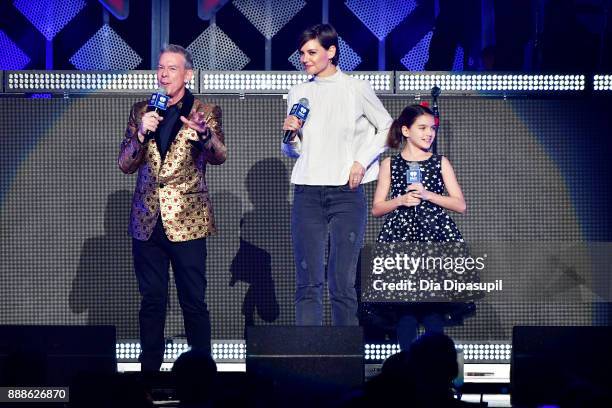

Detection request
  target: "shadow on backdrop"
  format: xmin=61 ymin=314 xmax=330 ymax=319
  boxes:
xmin=70 ymin=190 xmax=140 ymax=338
xmin=231 ymin=158 xmax=293 ymax=332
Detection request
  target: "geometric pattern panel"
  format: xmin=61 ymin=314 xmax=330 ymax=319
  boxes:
xmin=452 ymin=46 xmax=464 ymax=71
xmin=14 ymin=0 xmax=86 ymax=41
xmin=0 ymin=30 xmax=30 ymax=69
xmin=337 ymin=36 xmax=363 ymax=71
xmin=187 ymin=25 xmax=250 ymax=70
xmin=233 ymin=0 xmax=306 ymax=39
xmin=197 ymin=0 xmax=231 ymax=20
xmin=288 ymin=36 xmax=362 ymax=71
xmin=400 ymin=30 xmax=433 ymax=71
xmin=346 ymin=0 xmax=417 ymax=40
xmin=69 ymin=24 xmax=142 ymax=70
xmin=286 ymin=48 xmax=301 ymax=71
xmin=98 ymin=0 xmax=130 ymax=20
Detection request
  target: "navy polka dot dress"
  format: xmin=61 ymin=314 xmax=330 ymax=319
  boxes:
xmin=378 ymin=153 xmax=463 ymax=244
xmin=363 ymin=153 xmax=475 ymax=331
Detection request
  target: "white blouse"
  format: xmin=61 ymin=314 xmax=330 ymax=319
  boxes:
xmin=282 ymin=69 xmax=392 ymax=186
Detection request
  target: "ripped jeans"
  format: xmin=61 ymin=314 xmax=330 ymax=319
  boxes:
xmin=291 ymin=184 xmax=367 ymax=326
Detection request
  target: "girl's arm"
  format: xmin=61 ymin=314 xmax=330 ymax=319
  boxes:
xmin=412 ymin=156 xmax=466 ymax=214
xmin=372 ymin=158 xmax=421 ymax=217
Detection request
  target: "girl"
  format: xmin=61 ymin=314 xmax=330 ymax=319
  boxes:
xmin=370 ymin=104 xmax=467 ymax=351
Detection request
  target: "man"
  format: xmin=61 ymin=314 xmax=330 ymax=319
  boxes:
xmin=118 ymin=44 xmax=226 ymax=371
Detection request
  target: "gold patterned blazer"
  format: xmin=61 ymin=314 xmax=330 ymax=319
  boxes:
xmin=118 ymin=89 xmax=226 ymax=242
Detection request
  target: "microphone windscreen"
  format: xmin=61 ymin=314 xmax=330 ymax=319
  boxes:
xmin=298 ymin=97 xmax=309 ymax=108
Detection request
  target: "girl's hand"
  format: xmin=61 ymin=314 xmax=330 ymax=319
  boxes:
xmin=396 ymin=193 xmax=421 ymax=207
xmin=407 ymin=183 xmax=430 ymax=201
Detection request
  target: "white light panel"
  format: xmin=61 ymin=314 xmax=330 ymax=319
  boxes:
xmin=363 ymin=341 xmax=512 ymax=363
xmin=593 ymin=74 xmax=612 ymax=91
xmin=5 ymin=71 xmax=196 ymax=93
xmin=199 ymin=71 xmax=393 ymax=94
xmin=397 ymin=73 xmax=585 ymax=93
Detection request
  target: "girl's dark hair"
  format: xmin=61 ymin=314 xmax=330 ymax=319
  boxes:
xmin=298 ymin=24 xmax=340 ymax=66
xmin=386 ymin=104 xmax=434 ymax=148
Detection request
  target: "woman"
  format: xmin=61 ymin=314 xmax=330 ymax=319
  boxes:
xmin=282 ymin=24 xmax=392 ymax=325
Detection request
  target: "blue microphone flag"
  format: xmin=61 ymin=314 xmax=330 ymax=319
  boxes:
xmin=407 ymin=163 xmax=422 ymax=184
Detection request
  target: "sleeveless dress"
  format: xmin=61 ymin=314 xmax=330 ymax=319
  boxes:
xmin=363 ymin=153 xmax=477 ymax=329
xmin=378 ymin=153 xmax=463 ymax=243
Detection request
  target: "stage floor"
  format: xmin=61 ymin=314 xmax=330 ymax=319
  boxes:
xmin=118 ymin=362 xmax=512 ymax=407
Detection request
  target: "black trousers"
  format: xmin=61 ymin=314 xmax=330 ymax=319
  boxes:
xmin=132 ymin=218 xmax=210 ymax=371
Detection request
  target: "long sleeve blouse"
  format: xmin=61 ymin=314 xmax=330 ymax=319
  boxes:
xmin=282 ymin=69 xmax=392 ymax=186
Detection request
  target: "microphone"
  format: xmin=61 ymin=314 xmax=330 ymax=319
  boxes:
xmin=431 ymin=85 xmax=441 ymax=127
xmin=144 ymin=88 xmax=169 ymax=137
xmin=431 ymin=86 xmax=440 ymax=153
xmin=407 ymin=162 xmax=422 ymax=214
xmin=283 ymin=98 xmax=310 ymax=144
xmin=406 ymin=162 xmax=422 ymax=184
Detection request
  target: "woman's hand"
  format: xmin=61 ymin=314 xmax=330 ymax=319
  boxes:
xmin=348 ymin=161 xmax=365 ymax=189
xmin=282 ymin=115 xmax=303 ymax=141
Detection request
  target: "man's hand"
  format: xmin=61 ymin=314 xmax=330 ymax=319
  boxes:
xmin=181 ymin=112 xmax=211 ymax=141
xmin=348 ymin=161 xmax=366 ymax=189
xmin=138 ymin=111 xmax=163 ymax=142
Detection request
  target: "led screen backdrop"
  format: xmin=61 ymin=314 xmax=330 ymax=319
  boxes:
xmin=0 ymin=94 xmax=610 ymax=341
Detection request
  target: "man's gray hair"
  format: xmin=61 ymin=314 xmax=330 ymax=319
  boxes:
xmin=160 ymin=44 xmax=194 ymax=70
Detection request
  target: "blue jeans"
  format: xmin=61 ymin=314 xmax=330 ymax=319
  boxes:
xmin=291 ymin=184 xmax=367 ymax=326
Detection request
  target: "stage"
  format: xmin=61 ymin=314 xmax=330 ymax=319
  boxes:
xmin=2 ymin=1 xmax=612 ymax=406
